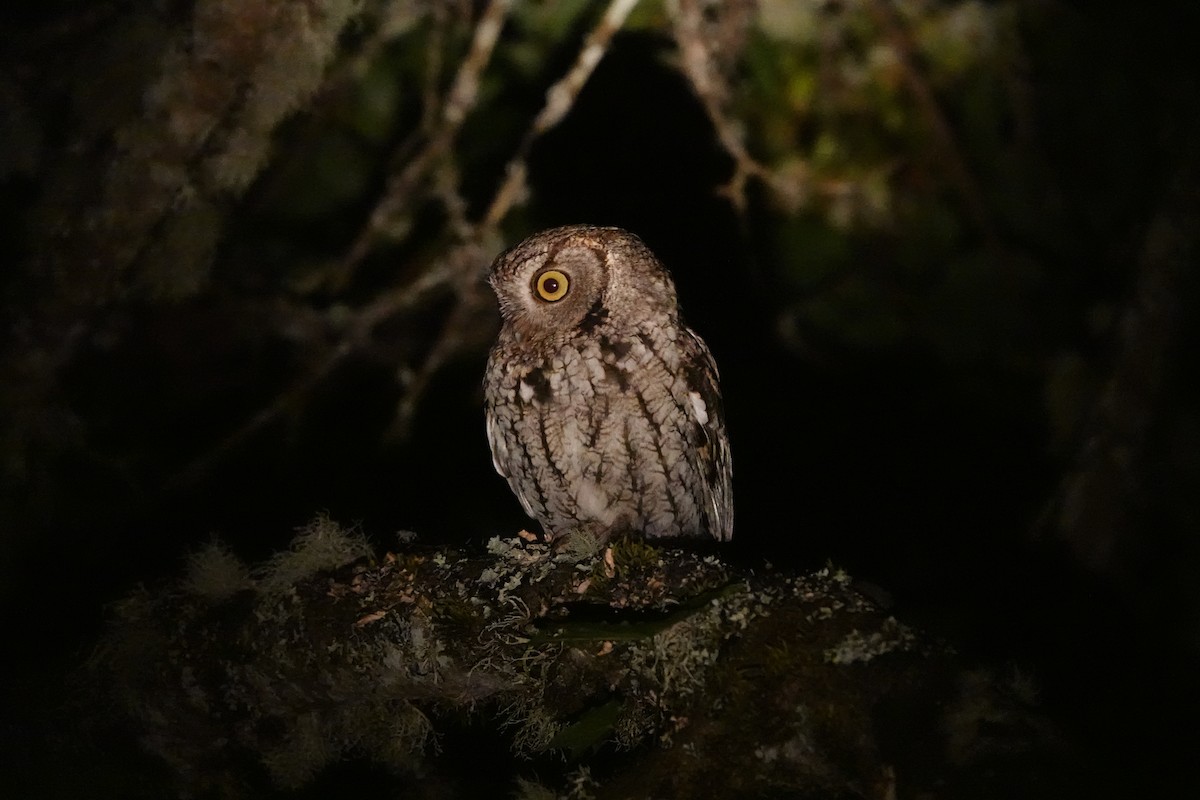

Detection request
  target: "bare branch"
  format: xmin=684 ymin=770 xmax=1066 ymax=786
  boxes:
xmin=87 ymin=528 xmax=1064 ymax=797
xmin=340 ymin=0 xmax=514 ymax=278
xmin=480 ymin=0 xmax=642 ymax=229
xmin=171 ymin=0 xmax=648 ymax=475
xmin=668 ymin=0 xmax=767 ymax=214
xmin=385 ymin=0 xmax=646 ymax=433
xmin=168 ymin=261 xmax=466 ymax=490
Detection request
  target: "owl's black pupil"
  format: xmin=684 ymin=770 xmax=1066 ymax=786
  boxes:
xmin=543 ymin=277 xmax=559 ymax=293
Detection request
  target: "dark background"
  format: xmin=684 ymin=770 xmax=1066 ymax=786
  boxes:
xmin=2 ymin=1 xmax=1198 ymax=795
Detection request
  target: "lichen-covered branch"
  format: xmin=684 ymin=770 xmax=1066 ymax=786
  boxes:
xmin=0 ymin=0 xmax=375 ymax=526
xmin=86 ymin=517 xmax=1076 ymax=798
xmin=39 ymin=0 xmax=366 ymax=301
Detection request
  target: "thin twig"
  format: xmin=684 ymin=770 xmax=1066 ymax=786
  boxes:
xmin=481 ymin=0 xmax=642 ymax=229
xmin=174 ymin=0 xmax=645 ymax=474
xmin=392 ymin=0 xmax=644 ymax=435
xmin=340 ymin=0 xmax=514 ymax=276
xmin=668 ymin=0 xmax=767 ymax=214
xmin=384 ymin=253 xmax=491 ymax=441
xmin=168 ymin=266 xmax=460 ymax=490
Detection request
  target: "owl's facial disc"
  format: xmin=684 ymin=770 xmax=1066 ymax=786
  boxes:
xmin=503 ymin=243 xmax=606 ymax=337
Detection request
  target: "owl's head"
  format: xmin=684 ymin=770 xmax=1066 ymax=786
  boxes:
xmin=487 ymin=225 xmax=679 ymax=340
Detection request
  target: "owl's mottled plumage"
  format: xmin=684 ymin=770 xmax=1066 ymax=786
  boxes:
xmin=484 ymin=225 xmax=732 ymax=543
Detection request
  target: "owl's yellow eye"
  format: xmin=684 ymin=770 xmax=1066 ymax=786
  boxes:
xmin=535 ymin=270 xmax=569 ymax=302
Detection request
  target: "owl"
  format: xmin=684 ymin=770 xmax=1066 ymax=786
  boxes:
xmin=484 ymin=225 xmax=732 ymax=544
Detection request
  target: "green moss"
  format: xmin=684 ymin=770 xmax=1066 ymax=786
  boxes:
xmin=182 ymin=539 xmax=251 ymax=602
xmin=255 ymin=514 xmax=373 ymax=596
xmin=608 ymin=535 xmax=663 ymax=577
xmin=762 ymin=641 xmax=796 ymax=679
xmin=547 ymin=699 xmax=623 ymax=760
xmin=512 ymin=776 xmax=557 ymax=800
xmin=433 ymin=596 xmax=485 ymax=639
xmin=585 ymin=534 xmax=663 ymax=594
xmin=509 ymin=704 xmax=562 ymax=755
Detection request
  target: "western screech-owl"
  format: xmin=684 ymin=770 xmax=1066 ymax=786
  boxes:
xmin=484 ymin=225 xmax=732 ymax=544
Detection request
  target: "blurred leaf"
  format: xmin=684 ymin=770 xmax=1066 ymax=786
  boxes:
xmin=269 ymin=132 xmax=376 ymax=221
xmin=769 ymin=215 xmax=853 ymax=290
xmin=790 ymin=273 xmax=908 ymax=352
xmin=346 ymin=59 xmax=404 ymax=143
xmin=547 ymin=700 xmax=623 ymax=760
